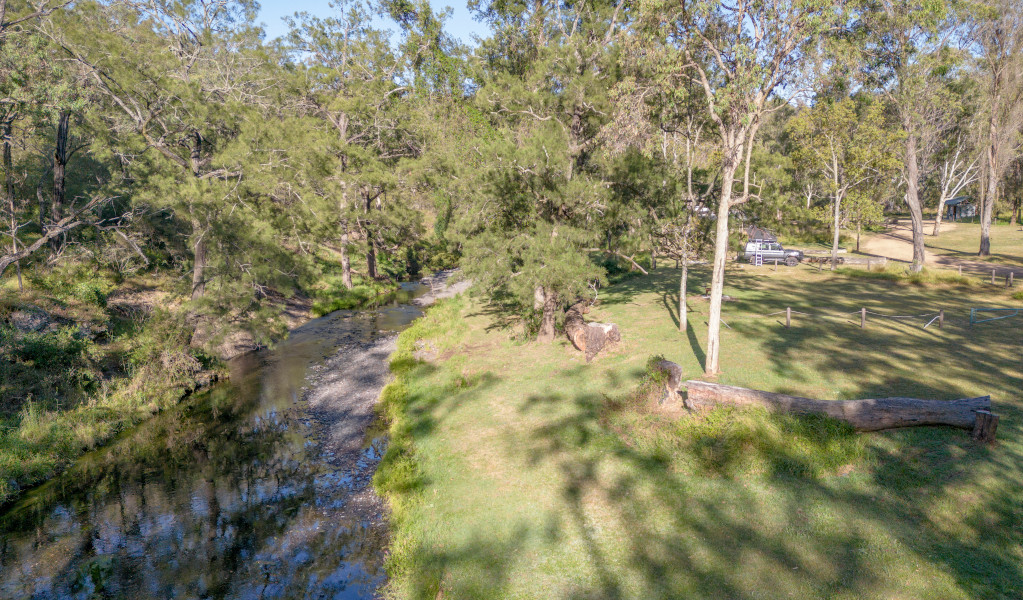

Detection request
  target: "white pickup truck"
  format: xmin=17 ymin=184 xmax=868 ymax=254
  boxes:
xmin=742 ymin=241 xmax=804 ymax=266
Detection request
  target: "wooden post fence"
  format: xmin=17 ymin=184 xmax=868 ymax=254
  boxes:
xmin=786 ymin=307 xmax=791 ymax=328
xmin=939 ymin=309 xmax=944 ymax=329
xmin=992 ymin=269 xmax=996 ymax=284
xmin=861 ymin=307 xmax=866 ymax=328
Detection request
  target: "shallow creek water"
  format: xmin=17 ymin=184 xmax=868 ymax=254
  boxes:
xmin=0 ymin=283 xmax=429 ymax=599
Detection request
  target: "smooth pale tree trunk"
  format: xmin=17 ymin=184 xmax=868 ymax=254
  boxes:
xmin=679 ymin=261 xmax=688 ymax=332
xmin=980 ymin=125 xmax=997 ymax=256
xmin=904 ymin=133 xmax=925 ymax=272
xmin=50 ymin=110 xmax=69 ymax=252
xmin=340 ymin=231 xmax=353 ymax=290
xmin=537 ymin=287 xmax=558 ymax=343
xmin=650 ymin=243 xmax=657 ymax=271
xmin=856 ymin=223 xmax=861 ymax=253
xmin=831 ymin=194 xmax=842 ymax=271
xmin=705 ymin=159 xmax=739 ymax=376
xmin=2 ymin=118 xmax=21 ymax=291
xmin=933 ymin=195 xmax=947 ymax=236
xmin=189 ymin=132 xmax=207 ymax=301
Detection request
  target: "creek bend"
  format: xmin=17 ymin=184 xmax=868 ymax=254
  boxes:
xmin=0 ymin=281 xmax=433 ymax=599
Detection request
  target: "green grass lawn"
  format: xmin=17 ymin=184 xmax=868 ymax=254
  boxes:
xmin=376 ymin=262 xmax=1023 ymax=599
xmin=925 ymin=221 xmax=1023 ymax=270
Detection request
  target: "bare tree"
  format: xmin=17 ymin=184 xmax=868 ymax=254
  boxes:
xmin=932 ymin=137 xmax=979 ymax=235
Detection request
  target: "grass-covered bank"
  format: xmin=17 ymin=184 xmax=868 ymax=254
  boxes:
xmin=0 ymin=272 xmax=222 ymax=505
xmin=375 ymin=264 xmax=1022 ymax=599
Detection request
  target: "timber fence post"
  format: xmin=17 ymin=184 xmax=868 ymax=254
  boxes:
xmin=939 ymin=309 xmax=944 ymax=329
xmin=992 ymin=269 xmax=996 ymax=284
xmin=861 ymin=307 xmax=866 ymax=329
xmin=958 ymin=265 xmax=962 ymax=277
xmin=786 ymin=307 xmax=791 ymax=328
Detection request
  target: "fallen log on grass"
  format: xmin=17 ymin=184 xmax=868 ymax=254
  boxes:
xmin=685 ymin=380 xmax=996 ymax=440
xmin=565 ymin=302 xmax=621 ymax=362
xmin=648 ymin=361 xmax=998 ymax=441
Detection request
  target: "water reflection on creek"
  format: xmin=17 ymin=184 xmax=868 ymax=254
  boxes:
xmin=0 ymin=284 xmax=428 ymax=599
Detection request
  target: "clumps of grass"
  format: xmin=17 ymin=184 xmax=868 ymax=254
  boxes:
xmin=28 ymin=264 xmax=113 ymax=307
xmin=839 ymin=264 xmax=976 ymax=287
xmin=604 ymin=377 xmax=866 ymax=480
xmin=1012 ymin=289 xmax=1023 ymax=301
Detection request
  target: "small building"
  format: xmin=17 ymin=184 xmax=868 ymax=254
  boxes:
xmin=746 ymin=225 xmax=777 ymax=242
xmin=945 ymin=196 xmax=976 ymax=221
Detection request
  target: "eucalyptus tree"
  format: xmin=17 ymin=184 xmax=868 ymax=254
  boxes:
xmin=458 ymin=0 xmax=623 ymax=342
xmin=857 ymin=0 xmax=969 ymax=269
xmin=788 ymin=97 xmax=902 ymax=269
xmin=971 ymin=0 xmax=1023 ymax=255
xmin=639 ymin=0 xmax=842 ymax=375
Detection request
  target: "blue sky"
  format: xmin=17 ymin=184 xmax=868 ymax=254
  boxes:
xmin=257 ymin=0 xmax=492 ymax=45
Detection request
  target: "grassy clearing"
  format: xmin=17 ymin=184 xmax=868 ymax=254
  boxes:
xmin=924 ymin=221 xmax=1023 ymax=269
xmin=376 ymin=262 xmax=1023 ymax=599
xmin=837 ymin=263 xmax=978 ymax=286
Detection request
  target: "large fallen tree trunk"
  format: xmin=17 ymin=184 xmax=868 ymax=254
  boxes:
xmin=684 ymin=379 xmax=995 ymax=439
xmin=565 ymin=302 xmax=621 ymax=362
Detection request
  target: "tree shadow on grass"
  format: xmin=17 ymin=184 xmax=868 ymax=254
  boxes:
xmin=516 ymin=386 xmax=1023 ymax=599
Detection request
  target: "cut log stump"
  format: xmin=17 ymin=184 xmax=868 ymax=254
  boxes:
xmin=566 ymin=302 xmax=621 ymax=362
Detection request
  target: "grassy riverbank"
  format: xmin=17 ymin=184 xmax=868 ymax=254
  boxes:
xmin=376 ymin=264 xmax=1023 ymax=599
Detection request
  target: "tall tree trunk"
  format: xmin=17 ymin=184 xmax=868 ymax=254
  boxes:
xmin=705 ymin=148 xmax=740 ymax=376
xmin=189 ymin=132 xmax=207 ymax=301
xmin=650 ymin=242 xmax=657 ymax=271
xmin=980 ymin=122 xmax=997 ymax=256
xmin=2 ymin=117 xmax=21 ymax=291
xmin=831 ymin=193 xmax=842 ymax=271
xmin=366 ymin=231 xmax=377 ymax=279
xmin=537 ymin=286 xmax=557 ymax=343
xmin=50 ymin=110 xmax=69 ymax=252
xmin=904 ymin=133 xmax=925 ymax=271
xmin=856 ymin=222 xmax=861 ymax=253
xmin=340 ymin=231 xmax=353 ymax=290
xmin=679 ymin=261 xmax=688 ymax=332
xmin=933 ymin=194 xmax=947 ymax=236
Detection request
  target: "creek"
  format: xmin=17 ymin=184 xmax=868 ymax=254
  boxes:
xmin=0 ymin=282 xmax=431 ymax=599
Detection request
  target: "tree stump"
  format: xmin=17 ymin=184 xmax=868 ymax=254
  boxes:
xmin=972 ymin=410 xmax=999 ymax=443
xmin=651 ymin=360 xmax=684 ymax=408
xmin=565 ymin=302 xmax=621 ymax=362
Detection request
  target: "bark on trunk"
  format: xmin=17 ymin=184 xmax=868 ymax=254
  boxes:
xmin=340 ymin=231 xmax=353 ymax=290
xmin=565 ymin=301 xmax=620 ymax=362
xmin=537 ymin=287 xmax=558 ymax=343
xmin=189 ymin=132 xmax=207 ymax=301
xmin=683 ymin=379 xmax=993 ymax=434
xmin=366 ymin=232 xmax=377 ymax=279
xmin=904 ymin=133 xmax=925 ymax=272
xmin=2 ymin=117 xmax=21 ymax=290
xmin=679 ymin=261 xmax=688 ymax=332
xmin=980 ymin=130 xmax=997 ymax=256
xmin=831 ymin=193 xmax=842 ymax=271
xmin=705 ymin=155 xmax=739 ymax=375
xmin=50 ymin=110 xmax=69 ymax=252
xmin=933 ymin=194 xmax=948 ymax=236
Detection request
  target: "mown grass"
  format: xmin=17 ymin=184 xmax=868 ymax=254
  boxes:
xmin=375 ymin=261 xmax=1023 ymax=599
xmin=837 ymin=263 xmax=978 ymax=287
